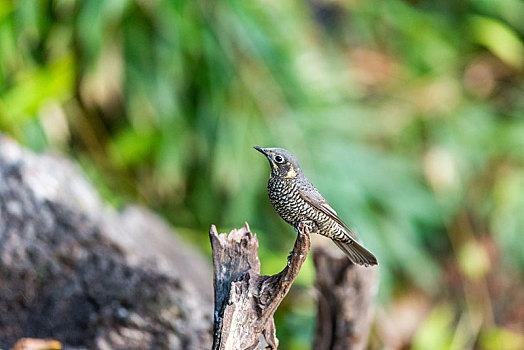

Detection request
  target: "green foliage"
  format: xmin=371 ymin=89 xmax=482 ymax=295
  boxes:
xmin=1 ymin=0 xmax=523 ymax=347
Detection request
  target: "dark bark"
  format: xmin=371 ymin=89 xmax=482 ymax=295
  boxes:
xmin=0 ymin=136 xmax=212 ymax=349
xmin=313 ymin=246 xmax=378 ymax=350
xmin=210 ymin=222 xmax=311 ymax=349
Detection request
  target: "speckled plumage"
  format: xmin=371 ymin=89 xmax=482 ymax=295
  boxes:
xmin=254 ymin=146 xmax=377 ymax=266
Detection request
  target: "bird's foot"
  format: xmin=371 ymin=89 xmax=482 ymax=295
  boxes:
xmin=287 ymin=250 xmax=293 ymax=266
xmin=297 ymin=220 xmax=314 ymax=236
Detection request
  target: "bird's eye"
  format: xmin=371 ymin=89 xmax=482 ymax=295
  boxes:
xmin=274 ymin=155 xmax=284 ymax=163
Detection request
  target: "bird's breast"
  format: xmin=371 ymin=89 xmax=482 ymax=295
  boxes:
xmin=268 ymin=177 xmax=307 ymax=226
xmin=267 ymin=176 xmax=342 ymax=236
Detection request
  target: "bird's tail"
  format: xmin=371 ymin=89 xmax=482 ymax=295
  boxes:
xmin=333 ymin=239 xmax=378 ymax=267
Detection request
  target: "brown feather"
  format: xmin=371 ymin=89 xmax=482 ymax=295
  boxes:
xmin=298 ymin=188 xmax=378 ymax=266
xmin=298 ymin=189 xmax=358 ymax=240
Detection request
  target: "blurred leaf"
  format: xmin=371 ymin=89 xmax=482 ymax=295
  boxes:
xmin=480 ymin=327 xmax=524 ymax=350
xmin=21 ymin=118 xmax=48 ymax=151
xmin=109 ymin=127 xmax=158 ymax=167
xmin=458 ymin=240 xmax=490 ymax=280
xmin=412 ymin=304 xmax=455 ymax=350
xmin=468 ymin=15 xmax=524 ymax=69
xmin=1 ymin=55 xmax=74 ymax=127
xmin=0 ymin=0 xmax=12 ymax=20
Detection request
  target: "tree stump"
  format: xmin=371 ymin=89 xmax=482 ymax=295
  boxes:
xmin=209 ymin=222 xmax=311 ymax=350
xmin=313 ymin=246 xmax=378 ymax=350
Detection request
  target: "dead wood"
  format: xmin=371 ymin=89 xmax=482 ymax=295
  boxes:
xmin=313 ymin=246 xmax=378 ymax=350
xmin=210 ymin=222 xmax=311 ymax=350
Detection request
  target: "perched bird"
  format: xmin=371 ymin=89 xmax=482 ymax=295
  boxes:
xmin=254 ymin=146 xmax=378 ymax=266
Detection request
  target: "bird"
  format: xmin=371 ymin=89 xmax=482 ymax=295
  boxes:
xmin=254 ymin=146 xmax=378 ymax=266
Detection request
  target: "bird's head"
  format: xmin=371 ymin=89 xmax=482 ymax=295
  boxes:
xmin=253 ymin=146 xmax=302 ymax=179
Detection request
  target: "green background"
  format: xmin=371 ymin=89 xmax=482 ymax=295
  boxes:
xmin=1 ymin=0 xmax=523 ymax=348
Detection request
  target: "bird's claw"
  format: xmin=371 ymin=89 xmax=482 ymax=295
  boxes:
xmin=297 ymin=221 xmax=313 ymax=236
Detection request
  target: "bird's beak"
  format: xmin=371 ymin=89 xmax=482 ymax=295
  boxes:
xmin=253 ymin=146 xmax=268 ymax=156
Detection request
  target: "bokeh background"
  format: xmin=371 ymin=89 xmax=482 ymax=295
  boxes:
xmin=1 ymin=0 xmax=523 ymax=348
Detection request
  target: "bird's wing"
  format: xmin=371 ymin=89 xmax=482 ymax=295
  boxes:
xmin=298 ymin=188 xmax=357 ymax=239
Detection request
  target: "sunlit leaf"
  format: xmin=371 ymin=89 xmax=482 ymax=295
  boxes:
xmin=468 ymin=15 xmax=524 ymax=69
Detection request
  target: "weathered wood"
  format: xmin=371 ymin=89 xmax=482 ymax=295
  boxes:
xmin=313 ymin=246 xmax=378 ymax=350
xmin=210 ymin=222 xmax=311 ymax=350
xmin=0 ymin=136 xmax=212 ymax=349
